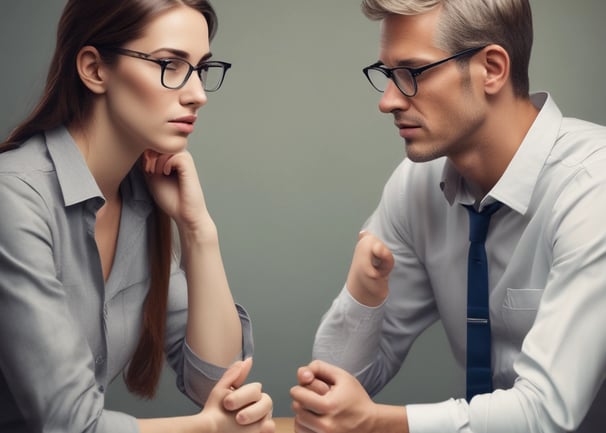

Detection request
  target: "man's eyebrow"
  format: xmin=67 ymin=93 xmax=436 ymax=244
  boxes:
xmin=393 ymin=57 xmax=430 ymax=67
xmin=377 ymin=56 xmax=434 ymax=68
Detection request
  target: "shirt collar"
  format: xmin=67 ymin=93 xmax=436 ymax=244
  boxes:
xmin=45 ymin=126 xmax=153 ymax=215
xmin=45 ymin=126 xmax=103 ymax=207
xmin=440 ymin=92 xmax=562 ymax=214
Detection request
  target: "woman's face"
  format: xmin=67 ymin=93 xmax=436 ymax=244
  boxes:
xmin=103 ymin=6 xmax=211 ymax=155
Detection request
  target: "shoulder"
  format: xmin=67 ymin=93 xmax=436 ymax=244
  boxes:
xmin=554 ymin=117 xmax=606 ymax=166
xmin=384 ymin=157 xmax=447 ymax=201
xmin=0 ymin=133 xmax=59 ymax=216
xmin=0 ymin=133 xmax=54 ymax=175
xmin=374 ymin=157 xmax=448 ymax=224
xmin=560 ymin=116 xmax=606 ymax=137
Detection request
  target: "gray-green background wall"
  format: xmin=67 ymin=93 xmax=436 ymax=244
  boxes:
xmin=1 ymin=0 xmax=604 ymax=419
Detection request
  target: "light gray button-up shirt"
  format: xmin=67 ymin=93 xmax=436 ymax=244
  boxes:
xmin=313 ymin=93 xmax=606 ymax=432
xmin=0 ymin=126 xmax=253 ymax=432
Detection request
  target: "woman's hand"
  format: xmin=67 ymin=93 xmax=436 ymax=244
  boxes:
xmin=142 ymin=149 xmax=212 ymax=234
xmin=136 ymin=358 xmax=274 ymax=433
xmin=200 ymin=358 xmax=275 ymax=433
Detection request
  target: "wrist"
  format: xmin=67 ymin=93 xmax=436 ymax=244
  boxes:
xmin=372 ymin=404 xmax=409 ymax=433
xmin=191 ymin=412 xmax=215 ymax=433
xmin=346 ymin=277 xmax=387 ymax=307
xmin=177 ymin=216 xmax=219 ymax=246
xmin=137 ymin=414 xmax=211 ymax=433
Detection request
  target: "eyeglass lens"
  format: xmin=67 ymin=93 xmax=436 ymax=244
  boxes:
xmin=366 ymin=68 xmax=415 ymax=95
xmin=161 ymin=58 xmax=226 ymax=91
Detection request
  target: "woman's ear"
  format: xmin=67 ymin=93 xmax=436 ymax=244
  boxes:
xmin=480 ymin=44 xmax=510 ymax=96
xmin=76 ymin=45 xmax=108 ymax=95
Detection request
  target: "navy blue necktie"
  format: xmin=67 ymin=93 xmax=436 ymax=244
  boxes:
xmin=464 ymin=201 xmax=502 ymax=401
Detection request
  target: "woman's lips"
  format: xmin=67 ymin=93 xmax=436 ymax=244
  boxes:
xmin=169 ymin=115 xmax=197 ymax=134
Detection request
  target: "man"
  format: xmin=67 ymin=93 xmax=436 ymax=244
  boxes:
xmin=290 ymin=1 xmax=605 ymax=432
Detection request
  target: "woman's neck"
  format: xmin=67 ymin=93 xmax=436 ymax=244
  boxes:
xmin=67 ymin=120 xmax=141 ymax=201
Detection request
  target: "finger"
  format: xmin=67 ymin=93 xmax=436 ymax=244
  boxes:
xmin=160 ymin=154 xmax=175 ymax=176
xmin=223 ymin=381 xmax=262 ymax=411
xmin=233 ymin=392 xmax=273 ymax=425
xmin=215 ymin=360 xmax=247 ymax=391
xmin=380 ymin=247 xmax=394 ymax=273
xmin=371 ymin=241 xmax=393 ymax=272
xmin=146 ymin=152 xmax=175 ymax=176
xmin=216 ymin=357 xmax=253 ymax=393
xmin=145 ymin=149 xmax=167 ymax=173
xmin=142 ymin=150 xmax=155 ymax=174
xmin=292 ymin=399 xmax=322 ymax=418
xmin=296 ymin=366 xmax=315 ymax=386
xmin=291 ymin=399 xmax=303 ymax=414
xmin=232 ymin=357 xmax=253 ymax=389
xmin=307 ymin=360 xmax=341 ymax=385
xmin=289 ymin=385 xmax=329 ymax=415
xmin=296 ymin=366 xmax=330 ymax=394
xmin=161 ymin=152 xmax=192 ymax=177
xmin=260 ymin=418 xmax=276 ymax=433
xmin=358 ymin=229 xmax=372 ymax=241
xmin=305 ymin=378 xmax=331 ymax=395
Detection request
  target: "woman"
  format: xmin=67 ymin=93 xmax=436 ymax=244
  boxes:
xmin=0 ymin=1 xmax=273 ymax=432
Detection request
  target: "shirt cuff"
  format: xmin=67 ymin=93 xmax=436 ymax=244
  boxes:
xmin=407 ymin=399 xmax=471 ymax=433
xmin=98 ymin=410 xmax=139 ymax=432
xmin=341 ymin=285 xmax=386 ymax=328
xmin=182 ymin=304 xmax=254 ymax=405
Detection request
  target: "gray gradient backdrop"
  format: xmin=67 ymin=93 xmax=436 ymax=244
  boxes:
xmin=1 ymin=0 xmax=605 ymax=419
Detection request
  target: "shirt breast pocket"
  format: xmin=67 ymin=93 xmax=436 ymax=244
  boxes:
xmin=501 ymin=287 xmax=543 ymax=347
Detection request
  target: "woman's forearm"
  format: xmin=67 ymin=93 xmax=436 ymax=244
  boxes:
xmin=179 ymin=220 xmax=242 ymax=367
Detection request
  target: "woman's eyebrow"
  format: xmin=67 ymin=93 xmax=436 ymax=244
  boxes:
xmin=199 ymin=52 xmax=213 ymax=62
xmin=150 ymin=48 xmax=213 ymax=63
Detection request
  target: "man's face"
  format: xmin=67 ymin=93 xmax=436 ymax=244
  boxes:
xmin=377 ymin=8 xmax=487 ymax=162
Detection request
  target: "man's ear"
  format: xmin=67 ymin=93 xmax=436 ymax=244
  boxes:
xmin=76 ymin=45 xmax=108 ymax=95
xmin=480 ymin=44 xmax=510 ymax=96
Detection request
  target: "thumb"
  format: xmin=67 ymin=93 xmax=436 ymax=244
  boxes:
xmin=307 ymin=360 xmax=343 ymax=386
xmin=358 ymin=230 xmax=372 ymax=241
xmin=231 ymin=357 xmax=253 ymax=389
xmin=217 ymin=357 xmax=253 ymax=391
xmin=371 ymin=240 xmax=394 ymax=272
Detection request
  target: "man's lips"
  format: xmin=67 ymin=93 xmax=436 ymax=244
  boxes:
xmin=395 ymin=121 xmax=420 ymax=129
xmin=395 ymin=122 xmax=422 ymax=139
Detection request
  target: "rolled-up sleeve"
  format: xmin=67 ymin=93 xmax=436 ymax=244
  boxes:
xmin=164 ymin=267 xmax=254 ymax=406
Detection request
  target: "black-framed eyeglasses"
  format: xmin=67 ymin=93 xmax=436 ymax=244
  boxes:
xmin=103 ymin=47 xmax=232 ymax=92
xmin=363 ymin=46 xmax=486 ymax=97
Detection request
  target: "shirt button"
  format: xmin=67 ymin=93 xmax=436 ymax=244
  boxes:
xmin=95 ymin=356 xmax=105 ymax=365
xmin=98 ymin=385 xmax=105 ymax=393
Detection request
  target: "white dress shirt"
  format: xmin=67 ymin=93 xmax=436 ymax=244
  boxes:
xmin=313 ymin=93 xmax=606 ymax=433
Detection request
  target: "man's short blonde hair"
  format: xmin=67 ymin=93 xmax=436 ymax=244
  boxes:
xmin=361 ymin=0 xmax=533 ymax=97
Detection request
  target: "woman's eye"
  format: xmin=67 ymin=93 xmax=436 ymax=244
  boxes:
xmin=163 ymin=60 xmax=179 ymax=71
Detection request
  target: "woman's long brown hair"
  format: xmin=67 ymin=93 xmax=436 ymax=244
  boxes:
xmin=1 ymin=0 xmax=218 ymax=398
